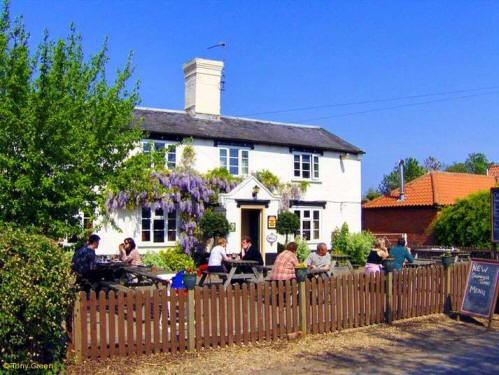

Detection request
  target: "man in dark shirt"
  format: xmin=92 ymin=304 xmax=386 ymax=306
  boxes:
xmin=72 ymin=234 xmax=100 ymax=278
xmin=241 ymin=236 xmax=263 ymax=268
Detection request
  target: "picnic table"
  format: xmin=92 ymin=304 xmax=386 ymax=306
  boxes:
xmin=199 ymin=260 xmax=264 ymax=289
xmin=122 ymin=266 xmax=172 ymax=288
xmin=307 ymin=268 xmax=330 ymax=278
xmin=405 ymin=259 xmax=437 ymax=268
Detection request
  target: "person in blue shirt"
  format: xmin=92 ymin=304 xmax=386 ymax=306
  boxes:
xmin=72 ymin=234 xmax=100 ymax=279
xmin=389 ymin=238 xmax=414 ymax=270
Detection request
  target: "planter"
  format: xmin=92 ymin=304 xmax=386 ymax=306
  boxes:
xmin=382 ymin=258 xmax=395 ymax=273
xmin=295 ymin=268 xmax=307 ymax=282
xmin=441 ymin=255 xmax=455 ymax=267
xmin=182 ymin=273 xmax=197 ymax=290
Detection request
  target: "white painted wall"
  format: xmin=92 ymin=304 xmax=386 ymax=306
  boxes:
xmin=96 ymin=138 xmax=362 ymax=255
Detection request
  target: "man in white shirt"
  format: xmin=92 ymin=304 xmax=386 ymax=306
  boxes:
xmin=306 ymin=242 xmax=333 ymax=275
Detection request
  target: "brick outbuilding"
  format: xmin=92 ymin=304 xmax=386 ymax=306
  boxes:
xmin=362 ymin=171 xmax=497 ymax=246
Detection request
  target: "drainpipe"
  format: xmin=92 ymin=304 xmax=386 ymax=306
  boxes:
xmin=398 ymin=159 xmax=405 ymax=202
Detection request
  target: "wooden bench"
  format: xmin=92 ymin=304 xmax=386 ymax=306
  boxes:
xmin=198 ymin=271 xmax=228 ymax=286
xmin=98 ymin=280 xmax=132 ymax=293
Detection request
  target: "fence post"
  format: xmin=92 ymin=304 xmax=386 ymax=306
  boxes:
xmin=298 ymin=280 xmax=307 ymax=335
xmin=385 ymin=270 xmax=393 ymax=324
xmin=187 ymin=288 xmax=195 ymax=351
xmin=73 ymin=292 xmax=82 ymax=363
xmin=444 ymin=264 xmax=452 ymax=314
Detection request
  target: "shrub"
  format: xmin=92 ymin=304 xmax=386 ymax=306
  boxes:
xmin=142 ymin=244 xmax=195 ymax=272
xmin=255 ymin=170 xmax=281 ymax=192
xmin=295 ymin=236 xmax=311 ymax=262
xmin=345 ymin=231 xmax=375 ymax=266
xmin=199 ymin=211 xmax=230 ymax=244
xmin=276 ymin=212 xmax=300 ymax=243
xmin=0 ymin=227 xmax=75 ymax=370
xmin=331 ymin=222 xmax=349 ymax=254
xmin=432 ymin=190 xmax=491 ymax=248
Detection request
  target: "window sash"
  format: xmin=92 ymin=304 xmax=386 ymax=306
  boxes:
xmin=142 ymin=207 xmax=176 ymax=243
xmin=142 ymin=140 xmax=176 ymax=169
xmin=219 ymin=147 xmax=249 ymax=176
xmin=293 ymin=209 xmax=320 ymax=241
xmin=293 ymin=153 xmax=319 ymax=179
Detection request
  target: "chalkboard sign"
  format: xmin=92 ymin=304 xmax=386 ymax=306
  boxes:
xmin=492 ymin=188 xmax=499 ymax=243
xmin=460 ymin=259 xmax=499 ymax=320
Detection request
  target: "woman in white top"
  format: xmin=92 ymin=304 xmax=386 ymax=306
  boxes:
xmin=208 ymin=238 xmax=229 ymax=273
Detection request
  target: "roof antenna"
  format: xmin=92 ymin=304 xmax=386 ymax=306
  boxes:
xmin=207 ymin=41 xmax=227 ymax=91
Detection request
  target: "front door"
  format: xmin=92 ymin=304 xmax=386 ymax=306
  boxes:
xmin=241 ymin=208 xmax=262 ymax=254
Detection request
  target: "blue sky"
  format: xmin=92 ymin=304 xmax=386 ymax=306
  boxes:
xmin=11 ymin=1 xmax=499 ymax=193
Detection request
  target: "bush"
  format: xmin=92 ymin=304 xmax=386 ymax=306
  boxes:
xmin=142 ymin=244 xmax=195 ymax=272
xmin=345 ymin=232 xmax=375 ymax=266
xmin=432 ymin=190 xmax=491 ymax=248
xmin=331 ymin=222 xmax=349 ymax=254
xmin=199 ymin=211 xmax=230 ymax=243
xmin=276 ymin=212 xmax=300 ymax=243
xmin=0 ymin=227 xmax=75 ymax=371
xmin=295 ymin=236 xmax=311 ymax=262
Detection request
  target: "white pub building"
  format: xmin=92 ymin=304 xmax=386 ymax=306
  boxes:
xmin=97 ymin=58 xmax=364 ymax=264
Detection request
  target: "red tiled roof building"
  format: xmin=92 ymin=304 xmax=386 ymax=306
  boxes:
xmin=362 ymin=172 xmax=497 ymax=246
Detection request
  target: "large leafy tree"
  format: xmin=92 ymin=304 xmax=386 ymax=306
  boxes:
xmin=0 ymin=4 xmax=142 ymax=239
xmin=378 ymin=157 xmax=427 ymax=195
xmin=445 ymin=152 xmax=491 ymax=175
xmin=432 ymin=190 xmax=491 ymax=248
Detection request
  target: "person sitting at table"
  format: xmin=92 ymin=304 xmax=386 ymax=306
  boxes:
xmin=72 ymin=234 xmax=107 ymax=283
xmin=389 ymin=238 xmax=414 ymax=270
xmin=271 ymin=242 xmax=299 ymax=281
xmin=118 ymin=237 xmax=142 ymax=266
xmin=208 ymin=237 xmax=230 ymax=273
xmin=306 ymin=242 xmax=333 ymax=275
xmin=241 ymin=236 xmax=263 ymax=273
xmin=364 ymin=238 xmax=389 ymax=275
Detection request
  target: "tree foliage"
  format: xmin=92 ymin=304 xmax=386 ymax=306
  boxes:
xmin=276 ymin=211 xmax=300 ymax=243
xmin=445 ymin=153 xmax=491 ymax=175
xmin=0 ymin=4 xmax=142 ymax=239
xmin=432 ymin=190 xmax=491 ymax=248
xmin=199 ymin=211 xmax=230 ymax=243
xmin=378 ymin=157 xmax=427 ymax=195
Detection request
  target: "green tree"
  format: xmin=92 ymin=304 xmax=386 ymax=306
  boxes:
xmin=432 ymin=190 xmax=491 ymax=248
xmin=445 ymin=153 xmax=491 ymax=175
xmin=331 ymin=222 xmax=349 ymax=253
xmin=364 ymin=188 xmax=381 ymax=201
xmin=276 ymin=211 xmax=300 ymax=244
xmin=0 ymin=4 xmax=142 ymax=239
xmin=199 ymin=211 xmax=230 ymax=244
xmin=378 ymin=157 xmax=427 ymax=195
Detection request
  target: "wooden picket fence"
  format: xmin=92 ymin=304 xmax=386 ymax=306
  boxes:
xmin=70 ymin=263 xmax=470 ymax=361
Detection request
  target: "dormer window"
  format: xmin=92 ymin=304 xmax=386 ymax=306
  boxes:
xmin=219 ymin=147 xmax=249 ymax=176
xmin=142 ymin=140 xmax=176 ymax=169
xmin=294 ymin=153 xmax=319 ymax=180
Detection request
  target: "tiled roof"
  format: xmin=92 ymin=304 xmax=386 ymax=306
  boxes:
xmin=363 ymin=171 xmax=496 ymax=208
xmin=134 ymin=108 xmax=364 ymax=154
xmin=488 ymin=165 xmax=499 ymax=178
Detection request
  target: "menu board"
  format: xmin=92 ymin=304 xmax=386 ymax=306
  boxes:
xmin=460 ymin=259 xmax=499 ymax=319
xmin=492 ymin=188 xmax=499 ymax=243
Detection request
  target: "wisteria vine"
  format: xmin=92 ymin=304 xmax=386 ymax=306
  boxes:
xmin=106 ymin=170 xmax=238 ymax=254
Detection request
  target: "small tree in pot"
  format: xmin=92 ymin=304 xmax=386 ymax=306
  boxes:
xmin=276 ymin=212 xmax=299 ymax=244
xmin=199 ymin=211 xmax=230 ymax=246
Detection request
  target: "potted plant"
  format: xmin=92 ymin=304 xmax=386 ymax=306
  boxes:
xmin=295 ymin=262 xmax=308 ymax=282
xmin=182 ymin=267 xmax=197 ymax=290
xmin=441 ymin=252 xmax=455 ymax=267
xmin=382 ymin=257 xmax=396 ymax=273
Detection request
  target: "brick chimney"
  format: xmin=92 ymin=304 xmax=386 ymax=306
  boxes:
xmin=183 ymin=58 xmax=224 ymax=118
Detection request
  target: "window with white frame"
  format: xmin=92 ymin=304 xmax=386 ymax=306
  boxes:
xmin=141 ymin=207 xmax=176 ymax=243
xmin=219 ymin=147 xmax=249 ymax=175
xmin=293 ymin=209 xmax=320 ymax=241
xmin=293 ymin=153 xmax=319 ymax=179
xmin=142 ymin=140 xmax=176 ymax=169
